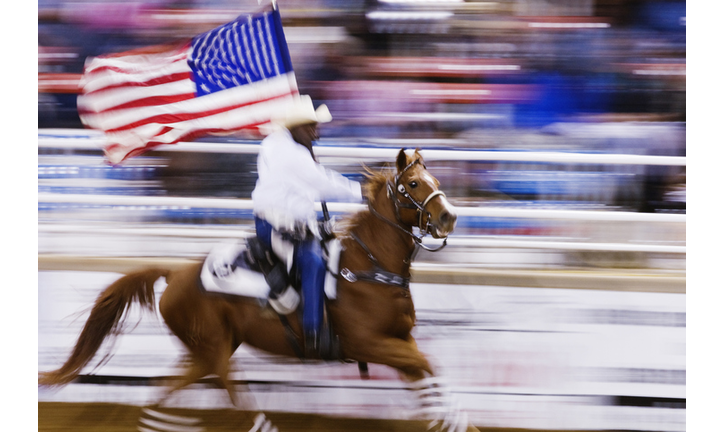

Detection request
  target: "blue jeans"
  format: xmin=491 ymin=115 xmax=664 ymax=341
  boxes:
xmin=255 ymin=217 xmax=325 ymax=336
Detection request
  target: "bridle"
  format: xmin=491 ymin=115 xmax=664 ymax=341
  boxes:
xmin=378 ymin=158 xmax=448 ymax=252
xmin=335 ymin=157 xmax=448 ymax=291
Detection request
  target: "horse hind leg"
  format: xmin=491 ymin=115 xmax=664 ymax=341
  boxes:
xmin=151 ymin=352 xmax=281 ymax=432
xmin=209 ymin=351 xmax=248 ymax=410
xmin=153 ymin=360 xmax=214 ymax=409
xmin=155 ymin=342 xmax=244 ymax=410
xmin=136 ymin=353 xmax=223 ymax=432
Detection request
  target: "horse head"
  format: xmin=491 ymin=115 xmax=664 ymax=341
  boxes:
xmin=390 ymin=149 xmax=457 ymax=239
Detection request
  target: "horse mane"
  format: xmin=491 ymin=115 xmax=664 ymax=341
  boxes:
xmin=362 ymin=164 xmax=394 ymax=204
xmin=335 ymin=164 xmax=394 ymax=237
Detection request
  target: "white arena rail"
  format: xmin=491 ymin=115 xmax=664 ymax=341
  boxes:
xmin=38 ymin=193 xmax=685 ymax=223
xmin=37 ymin=223 xmax=685 ymax=253
xmin=38 ymin=193 xmax=686 ymax=254
xmin=38 ymin=131 xmax=685 ymax=254
xmin=38 ymin=133 xmax=686 ymax=166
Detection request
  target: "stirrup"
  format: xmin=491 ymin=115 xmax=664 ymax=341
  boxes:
xmin=268 ymin=286 xmax=299 ymax=315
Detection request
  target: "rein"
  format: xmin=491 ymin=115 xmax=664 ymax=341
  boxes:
xmin=369 ymin=204 xmax=447 ymax=253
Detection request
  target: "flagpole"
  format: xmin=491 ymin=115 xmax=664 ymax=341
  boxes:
xmin=257 ymin=0 xmax=277 ymax=11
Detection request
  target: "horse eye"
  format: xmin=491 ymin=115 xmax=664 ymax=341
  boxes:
xmin=409 ymin=181 xmax=418 ymax=189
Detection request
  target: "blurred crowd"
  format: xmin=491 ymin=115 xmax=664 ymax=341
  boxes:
xmin=38 ymin=0 xmax=686 ymax=213
xmin=39 ymin=0 xmax=686 ymax=128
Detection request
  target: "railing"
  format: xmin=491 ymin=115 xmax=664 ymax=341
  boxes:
xmin=38 ymin=133 xmax=686 ymax=166
xmin=38 ymin=130 xmax=686 ymax=255
xmin=38 ymin=192 xmax=685 ymax=223
xmin=38 ymin=193 xmax=685 ymax=254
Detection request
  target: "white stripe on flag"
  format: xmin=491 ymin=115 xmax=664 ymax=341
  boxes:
xmin=83 ymin=50 xmax=189 ymax=76
xmin=83 ymin=50 xmax=188 ymax=74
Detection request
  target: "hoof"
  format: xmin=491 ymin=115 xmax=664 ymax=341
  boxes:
xmin=248 ymin=413 xmax=278 ymax=432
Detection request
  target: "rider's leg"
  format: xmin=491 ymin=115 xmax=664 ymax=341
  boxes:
xmin=254 ymin=217 xmax=273 ymax=249
xmin=253 ymin=217 xmax=298 ymax=314
xmin=295 ymin=238 xmax=326 ymax=356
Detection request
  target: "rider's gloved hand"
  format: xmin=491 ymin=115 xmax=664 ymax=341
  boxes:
xmin=319 ymin=217 xmax=336 ymax=241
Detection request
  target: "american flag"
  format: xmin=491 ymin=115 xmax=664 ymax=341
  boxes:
xmin=77 ymin=7 xmax=298 ymax=164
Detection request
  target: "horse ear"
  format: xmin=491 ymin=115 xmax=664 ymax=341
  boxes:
xmin=414 ymin=147 xmax=423 ymax=163
xmin=396 ymin=149 xmax=408 ymax=173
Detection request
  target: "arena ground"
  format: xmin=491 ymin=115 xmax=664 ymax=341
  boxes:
xmin=38 ymin=257 xmax=685 ymax=432
xmin=39 ymin=402 xmax=580 ymax=432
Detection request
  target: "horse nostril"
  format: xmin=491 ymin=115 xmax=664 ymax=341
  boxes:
xmin=440 ymin=210 xmax=457 ymax=228
xmin=439 ymin=211 xmax=451 ymax=226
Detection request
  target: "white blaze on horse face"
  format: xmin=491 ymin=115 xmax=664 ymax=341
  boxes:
xmin=419 ymin=171 xmax=457 ymax=238
xmin=433 ymin=194 xmax=457 ymax=237
xmin=420 ymin=171 xmax=436 ymax=188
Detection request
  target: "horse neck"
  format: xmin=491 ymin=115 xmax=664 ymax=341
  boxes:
xmin=352 ymin=185 xmax=417 ymax=275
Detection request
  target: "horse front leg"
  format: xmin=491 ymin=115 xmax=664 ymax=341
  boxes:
xmin=348 ymin=335 xmax=434 ymax=377
xmin=403 ymin=374 xmax=480 ymax=432
xmin=349 ymin=335 xmax=479 ymax=432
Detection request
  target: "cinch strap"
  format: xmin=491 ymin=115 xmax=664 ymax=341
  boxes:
xmin=340 ymin=267 xmax=410 ymax=290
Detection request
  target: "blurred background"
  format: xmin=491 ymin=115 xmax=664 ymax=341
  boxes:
xmin=38 ymin=0 xmax=686 ymax=267
xmin=38 ymin=0 xmax=685 ymax=431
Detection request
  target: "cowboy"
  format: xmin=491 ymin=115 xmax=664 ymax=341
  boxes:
xmin=251 ymin=95 xmax=363 ymax=358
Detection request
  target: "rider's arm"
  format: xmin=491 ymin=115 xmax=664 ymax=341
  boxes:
xmin=285 ymin=142 xmax=363 ymax=202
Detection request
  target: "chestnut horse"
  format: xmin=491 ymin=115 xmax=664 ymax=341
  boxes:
xmin=39 ymin=149 xmax=477 ymax=432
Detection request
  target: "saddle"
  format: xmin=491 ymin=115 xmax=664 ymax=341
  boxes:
xmin=199 ymin=236 xmax=343 ymax=361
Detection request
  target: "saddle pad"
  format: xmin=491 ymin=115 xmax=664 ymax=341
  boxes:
xmin=200 ymin=238 xmax=343 ymax=299
xmin=200 ymin=241 xmax=270 ymax=299
xmin=324 ymin=238 xmax=343 ymax=299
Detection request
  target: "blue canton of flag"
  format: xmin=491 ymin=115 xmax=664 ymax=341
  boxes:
xmin=189 ymin=8 xmax=293 ymax=97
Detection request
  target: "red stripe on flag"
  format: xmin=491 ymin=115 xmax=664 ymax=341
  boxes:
xmin=154 ymin=126 xmax=175 ymax=137
xmin=82 ymin=72 xmax=193 ymax=96
xmin=105 ymin=90 xmax=297 ymax=133
xmin=78 ymin=93 xmax=197 ymax=115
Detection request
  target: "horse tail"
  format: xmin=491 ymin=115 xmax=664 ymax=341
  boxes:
xmin=38 ymin=268 xmax=170 ymax=387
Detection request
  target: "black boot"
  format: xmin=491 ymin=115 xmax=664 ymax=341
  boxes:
xmin=304 ymin=325 xmax=340 ymax=360
xmin=304 ymin=329 xmax=320 ymax=359
xmin=319 ymin=324 xmax=341 ymax=361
